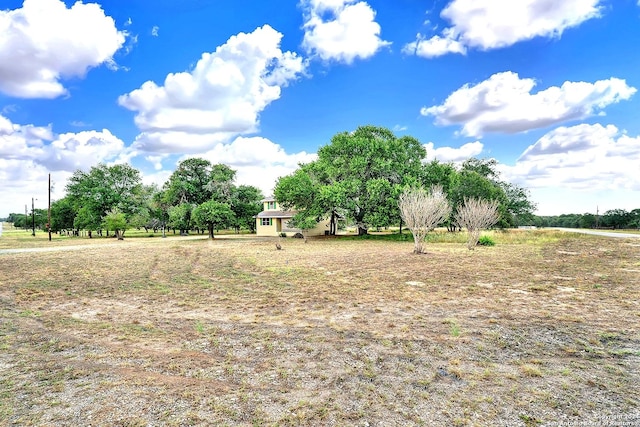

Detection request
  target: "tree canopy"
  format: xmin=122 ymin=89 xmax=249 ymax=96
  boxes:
xmin=26 ymin=159 xmax=263 ymax=237
xmin=192 ymin=201 xmax=234 ymax=239
xmin=65 ymin=163 xmax=144 ymax=237
xmin=275 ymin=126 xmax=536 ymax=235
xmin=276 ymin=125 xmax=427 ymax=235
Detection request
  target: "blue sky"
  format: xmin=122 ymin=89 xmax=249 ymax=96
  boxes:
xmin=1 ymin=0 xmax=639 ymax=218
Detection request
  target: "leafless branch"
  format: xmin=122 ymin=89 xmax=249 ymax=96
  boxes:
xmin=398 ymin=186 xmax=451 ymax=254
xmin=455 ymin=197 xmax=500 ymax=250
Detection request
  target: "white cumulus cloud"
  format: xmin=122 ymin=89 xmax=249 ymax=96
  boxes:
xmin=513 ymin=124 xmax=640 ymax=192
xmin=119 ymin=25 xmax=306 ymax=154
xmin=0 ymin=114 xmax=131 ymax=215
xmin=422 ymin=72 xmax=636 ymax=137
xmin=404 ymin=0 xmax=601 ymax=58
xmin=501 ymin=123 xmax=640 ymax=212
xmin=0 ymin=0 xmax=126 ymax=98
xmin=0 ymin=114 xmax=127 ymax=171
xmin=301 ymin=0 xmax=390 ymax=63
xmin=424 ymin=141 xmax=484 ymax=163
xmin=155 ymin=136 xmax=317 ymax=196
xmin=402 ymin=30 xmax=466 ymax=58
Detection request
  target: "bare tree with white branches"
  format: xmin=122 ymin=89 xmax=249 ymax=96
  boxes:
xmin=398 ymin=185 xmax=451 ymax=254
xmin=455 ymin=197 xmax=500 ymax=250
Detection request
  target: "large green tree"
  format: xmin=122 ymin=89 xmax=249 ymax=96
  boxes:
xmin=65 ymin=163 xmax=143 ymax=233
xmin=50 ymin=196 xmax=76 ymax=232
xmin=164 ymin=158 xmax=214 ymax=206
xmin=102 ymin=208 xmax=128 ymax=240
xmin=192 ymin=201 xmax=234 ymax=239
xmin=229 ymin=185 xmax=263 ymax=233
xmin=421 ymin=160 xmax=458 ymax=196
xmin=276 ymin=125 xmax=426 ymax=235
xmin=127 ymin=184 xmax=160 ymax=232
xmin=602 ymin=209 xmax=631 ymax=229
xmin=7 ymin=213 xmax=28 ymax=229
xmin=274 ymin=164 xmax=331 ymax=234
xmin=163 ymin=158 xmax=238 ymax=207
xmin=162 ymin=159 xmax=261 ymax=234
xmin=168 ymin=203 xmax=193 ymax=235
xmin=452 ymin=158 xmax=536 ymax=228
xmin=207 ymin=164 xmax=237 ymax=203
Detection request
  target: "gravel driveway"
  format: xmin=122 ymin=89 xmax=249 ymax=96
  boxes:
xmin=552 ymin=227 xmax=640 ymax=239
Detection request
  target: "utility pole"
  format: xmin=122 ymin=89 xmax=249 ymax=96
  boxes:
xmin=31 ymin=197 xmax=35 ymax=237
xmin=595 ymin=205 xmax=599 ymax=229
xmin=48 ymin=174 xmax=52 ymax=241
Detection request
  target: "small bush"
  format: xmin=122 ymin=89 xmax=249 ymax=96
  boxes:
xmin=279 ymin=232 xmax=287 ymax=238
xmin=477 ymin=235 xmax=495 ymax=246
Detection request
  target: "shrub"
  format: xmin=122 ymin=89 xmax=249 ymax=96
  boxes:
xmin=477 ymin=235 xmax=495 ymax=246
xmin=455 ymin=197 xmax=500 ymax=250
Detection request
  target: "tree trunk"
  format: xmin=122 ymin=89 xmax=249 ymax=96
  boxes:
xmin=208 ymin=224 xmax=214 ymax=239
xmin=357 ymin=225 xmax=367 ymax=235
xmin=330 ymin=211 xmax=336 ymax=235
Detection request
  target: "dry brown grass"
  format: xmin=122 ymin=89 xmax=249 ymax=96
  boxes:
xmin=1 ymin=231 xmax=639 ymax=426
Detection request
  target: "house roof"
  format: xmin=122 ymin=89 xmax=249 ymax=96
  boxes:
xmin=256 ymin=210 xmax=296 ymax=219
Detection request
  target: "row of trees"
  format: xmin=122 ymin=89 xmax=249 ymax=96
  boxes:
xmin=5 ymin=125 xmax=537 ymax=239
xmin=534 ymin=210 xmax=640 ymax=229
xmin=18 ymin=159 xmax=264 ymax=239
xmin=274 ymin=125 xmax=536 ymax=235
xmin=6 ymin=210 xmax=48 ymax=230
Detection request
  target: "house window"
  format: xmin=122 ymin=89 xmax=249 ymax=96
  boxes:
xmin=267 ymin=201 xmax=277 ymax=210
xmin=261 ymin=218 xmax=272 ymax=226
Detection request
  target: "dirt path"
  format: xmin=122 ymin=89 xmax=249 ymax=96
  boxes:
xmin=554 ymin=227 xmax=640 ymax=239
xmin=0 ymin=234 xmax=260 ymax=255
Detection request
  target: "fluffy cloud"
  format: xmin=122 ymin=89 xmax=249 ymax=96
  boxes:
xmin=404 ymin=0 xmax=601 ymax=57
xmin=119 ymin=25 xmax=305 ymax=153
xmin=500 ymin=122 xmax=640 ymax=214
xmin=301 ymin=0 xmax=390 ymax=63
xmin=403 ymin=32 xmax=466 ymax=58
xmin=0 ymin=157 xmax=68 ymax=217
xmin=0 ymin=0 xmax=126 ymax=98
xmin=502 ymin=123 xmax=640 ymax=193
xmin=130 ymin=131 xmax=235 ymax=155
xmin=0 ymin=115 xmax=126 ymax=171
xmin=422 ymin=72 xmax=636 ymax=137
xmin=424 ymin=141 xmax=483 ymax=163
xmin=199 ymin=136 xmax=317 ymax=196
xmin=0 ymin=114 xmax=131 ymax=215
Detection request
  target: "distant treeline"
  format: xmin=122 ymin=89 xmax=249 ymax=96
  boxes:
xmin=533 ymin=208 xmax=640 ymax=229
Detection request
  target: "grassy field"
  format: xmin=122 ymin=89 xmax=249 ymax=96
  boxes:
xmin=0 ymin=229 xmax=639 ymax=426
